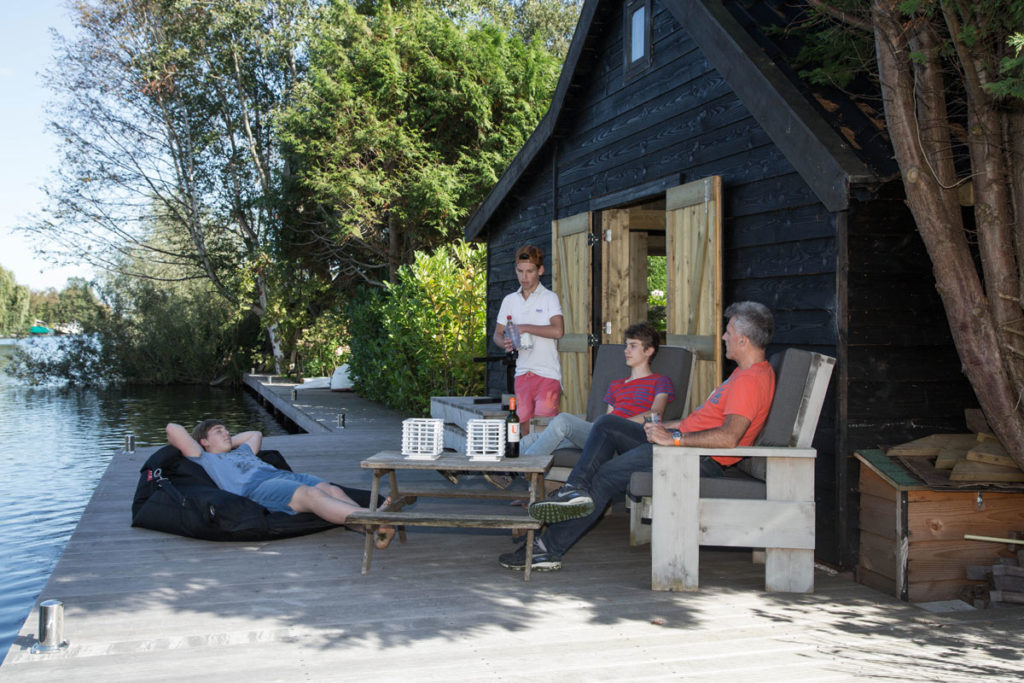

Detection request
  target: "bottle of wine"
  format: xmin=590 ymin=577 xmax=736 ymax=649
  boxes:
xmin=505 ymin=395 xmax=521 ymax=458
xmin=504 ymin=315 xmax=521 ymax=349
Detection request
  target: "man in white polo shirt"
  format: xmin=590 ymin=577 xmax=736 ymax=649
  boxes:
xmin=493 ymin=244 xmax=564 ymax=435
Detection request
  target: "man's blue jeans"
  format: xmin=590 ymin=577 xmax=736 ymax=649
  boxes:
xmin=540 ymin=414 xmax=723 ymax=558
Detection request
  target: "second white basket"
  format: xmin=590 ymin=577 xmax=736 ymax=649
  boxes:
xmin=465 ymin=419 xmax=506 ymax=461
xmin=401 ymin=418 xmax=444 ymax=460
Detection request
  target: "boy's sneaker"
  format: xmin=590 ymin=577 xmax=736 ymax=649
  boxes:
xmin=528 ymin=485 xmax=594 ymax=523
xmin=498 ymin=537 xmax=561 ymax=572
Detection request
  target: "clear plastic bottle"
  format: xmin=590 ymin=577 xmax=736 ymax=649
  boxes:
xmin=504 ymin=315 xmax=522 ymax=349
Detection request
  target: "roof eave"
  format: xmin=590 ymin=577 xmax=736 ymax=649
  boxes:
xmin=665 ymin=0 xmax=878 ymax=212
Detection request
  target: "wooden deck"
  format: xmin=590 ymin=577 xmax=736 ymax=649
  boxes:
xmin=3 ymin=387 xmax=1024 ymax=680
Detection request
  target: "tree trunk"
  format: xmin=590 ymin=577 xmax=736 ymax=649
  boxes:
xmin=872 ymin=1 xmax=1024 ymax=468
xmin=256 ymin=275 xmax=283 ymax=374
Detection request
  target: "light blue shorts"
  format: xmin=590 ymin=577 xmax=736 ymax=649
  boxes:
xmin=246 ymin=472 xmax=326 ymax=514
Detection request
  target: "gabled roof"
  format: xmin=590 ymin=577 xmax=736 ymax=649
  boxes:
xmin=464 ymin=0 xmax=881 ymax=241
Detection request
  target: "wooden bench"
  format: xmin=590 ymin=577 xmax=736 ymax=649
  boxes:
xmin=627 ymin=348 xmax=835 ymax=593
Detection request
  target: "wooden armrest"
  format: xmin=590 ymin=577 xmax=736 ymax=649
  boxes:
xmin=653 ymin=446 xmax=817 ymax=459
xmin=529 ymin=416 xmax=554 ymax=431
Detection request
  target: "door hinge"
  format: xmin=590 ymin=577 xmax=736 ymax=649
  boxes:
xmin=604 ymin=321 xmax=612 ymax=335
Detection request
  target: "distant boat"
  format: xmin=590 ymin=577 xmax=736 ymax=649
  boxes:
xmin=29 ymin=325 xmax=54 ymax=335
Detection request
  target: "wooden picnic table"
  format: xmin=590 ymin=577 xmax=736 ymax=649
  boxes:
xmin=348 ymin=451 xmax=553 ymax=580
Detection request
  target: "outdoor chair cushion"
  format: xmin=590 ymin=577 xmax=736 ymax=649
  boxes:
xmin=629 ymin=468 xmax=767 ymax=500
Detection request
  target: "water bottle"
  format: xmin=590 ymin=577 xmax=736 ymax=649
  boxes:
xmin=504 ymin=315 xmax=522 ymax=350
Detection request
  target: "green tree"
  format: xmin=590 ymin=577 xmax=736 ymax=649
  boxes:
xmin=277 ymin=0 xmax=562 ymax=285
xmin=24 ymin=0 xmax=318 ymax=372
xmin=345 ymin=240 xmax=487 ymax=414
xmin=792 ymin=0 xmax=1024 ymax=465
xmin=52 ymin=278 xmax=105 ymax=332
xmin=29 ymin=288 xmax=60 ymax=328
xmin=0 ymin=266 xmax=30 ymax=336
xmin=426 ymin=0 xmax=583 ymax=59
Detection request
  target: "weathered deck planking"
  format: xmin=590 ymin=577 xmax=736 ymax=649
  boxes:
xmin=3 ymin=389 xmax=1024 ymax=680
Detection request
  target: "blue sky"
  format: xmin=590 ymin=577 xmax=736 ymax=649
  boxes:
xmin=0 ymin=1 xmax=92 ymax=291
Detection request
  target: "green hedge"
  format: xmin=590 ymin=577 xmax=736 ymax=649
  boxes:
xmin=345 ymin=241 xmax=486 ymax=415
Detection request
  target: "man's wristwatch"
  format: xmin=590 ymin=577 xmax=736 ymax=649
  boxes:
xmin=672 ymin=429 xmax=682 ymax=447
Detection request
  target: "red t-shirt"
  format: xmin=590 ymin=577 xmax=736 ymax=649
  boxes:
xmin=604 ymin=373 xmax=675 ymax=418
xmin=679 ymin=360 xmax=775 ymax=466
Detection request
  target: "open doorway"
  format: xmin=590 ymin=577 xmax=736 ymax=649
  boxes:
xmin=552 ymin=176 xmax=722 ymax=415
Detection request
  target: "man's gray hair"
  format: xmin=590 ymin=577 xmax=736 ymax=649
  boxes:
xmin=725 ymin=301 xmax=774 ymax=349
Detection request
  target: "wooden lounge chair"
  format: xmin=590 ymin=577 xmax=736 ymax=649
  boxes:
xmin=535 ymin=343 xmax=696 ymax=485
xmin=627 ymin=347 xmax=836 ymax=593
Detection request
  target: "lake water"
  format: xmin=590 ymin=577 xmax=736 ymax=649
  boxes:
xmin=0 ymin=339 xmax=289 ymax=664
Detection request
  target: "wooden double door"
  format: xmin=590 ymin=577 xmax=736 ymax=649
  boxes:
xmin=551 ymin=176 xmax=723 ymax=416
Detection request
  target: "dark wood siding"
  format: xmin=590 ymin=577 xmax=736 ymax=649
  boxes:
xmin=846 ymin=189 xmax=978 ymax=448
xmin=482 ymin=148 xmax=556 ymax=394
xmin=476 ymin=0 xmax=974 ymax=567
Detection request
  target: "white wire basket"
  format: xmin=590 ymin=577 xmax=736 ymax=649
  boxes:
xmin=465 ymin=419 xmax=506 ymax=461
xmin=401 ymin=418 xmax=444 ymax=460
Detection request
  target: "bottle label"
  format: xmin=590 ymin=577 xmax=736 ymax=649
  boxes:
xmin=507 ymin=423 xmax=520 ymax=442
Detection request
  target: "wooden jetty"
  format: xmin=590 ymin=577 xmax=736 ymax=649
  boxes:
xmin=3 ymin=381 xmax=1024 ymax=680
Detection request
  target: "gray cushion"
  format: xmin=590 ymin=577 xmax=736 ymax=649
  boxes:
xmin=583 ymin=344 xmax=693 ymax=422
xmin=755 ymin=349 xmax=813 ymax=448
xmin=551 ymin=447 xmax=584 ymax=469
xmin=628 ymin=469 xmax=766 ymax=500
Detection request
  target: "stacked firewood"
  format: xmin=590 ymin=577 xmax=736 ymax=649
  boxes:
xmin=962 ymin=532 xmax=1024 ymax=608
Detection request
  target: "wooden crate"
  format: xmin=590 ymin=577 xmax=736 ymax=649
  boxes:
xmin=855 ymin=449 xmax=1024 ymax=603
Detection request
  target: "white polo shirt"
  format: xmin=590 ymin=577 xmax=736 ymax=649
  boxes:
xmin=496 ymin=282 xmax=563 ymax=382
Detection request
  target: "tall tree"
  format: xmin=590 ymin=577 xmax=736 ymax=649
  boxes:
xmin=795 ymin=1 xmax=1024 ymax=465
xmin=24 ymin=0 xmax=317 ymax=371
xmin=0 ymin=266 xmax=31 ymax=336
xmin=277 ymin=0 xmax=562 ymax=285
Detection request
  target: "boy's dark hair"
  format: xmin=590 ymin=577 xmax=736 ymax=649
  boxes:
xmin=192 ymin=419 xmax=226 ymax=444
xmin=624 ymin=321 xmax=660 ymax=359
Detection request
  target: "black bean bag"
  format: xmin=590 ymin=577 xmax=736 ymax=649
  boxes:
xmin=131 ymin=444 xmax=380 ymax=541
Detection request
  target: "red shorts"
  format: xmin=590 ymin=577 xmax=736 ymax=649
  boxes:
xmin=514 ymin=372 xmax=561 ymax=423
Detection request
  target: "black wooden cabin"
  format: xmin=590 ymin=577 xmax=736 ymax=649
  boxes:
xmin=463 ymin=0 xmax=978 ymax=567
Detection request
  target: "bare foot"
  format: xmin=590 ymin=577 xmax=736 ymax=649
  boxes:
xmin=371 ymin=496 xmax=395 ymax=549
xmin=375 ymin=525 xmax=396 ymax=549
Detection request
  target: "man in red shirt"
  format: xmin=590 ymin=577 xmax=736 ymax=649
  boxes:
xmin=499 ymin=301 xmax=775 ymax=572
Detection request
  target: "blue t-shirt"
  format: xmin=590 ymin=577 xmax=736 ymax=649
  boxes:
xmin=195 ymin=443 xmax=278 ymax=496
